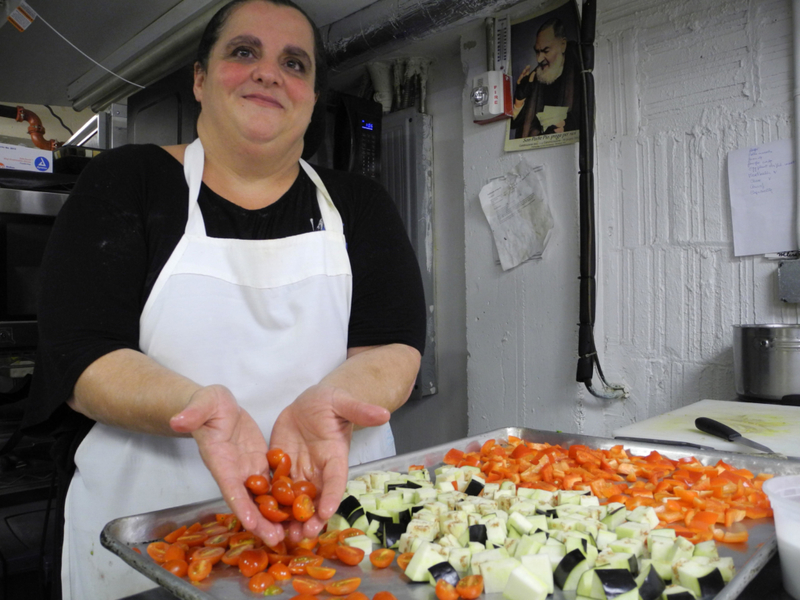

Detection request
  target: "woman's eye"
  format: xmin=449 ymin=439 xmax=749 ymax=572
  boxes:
xmin=285 ymin=58 xmax=307 ymax=72
xmin=232 ymin=46 xmax=254 ymax=59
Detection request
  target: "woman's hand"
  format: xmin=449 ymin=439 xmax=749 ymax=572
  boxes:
xmin=169 ymin=385 xmax=284 ymax=546
xmin=269 ymin=384 xmax=391 ymax=542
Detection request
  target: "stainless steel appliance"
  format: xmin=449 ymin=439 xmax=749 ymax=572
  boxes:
xmin=734 ymin=324 xmax=800 ymax=406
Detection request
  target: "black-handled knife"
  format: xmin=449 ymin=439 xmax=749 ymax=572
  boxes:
xmin=695 ymin=417 xmax=774 ymax=453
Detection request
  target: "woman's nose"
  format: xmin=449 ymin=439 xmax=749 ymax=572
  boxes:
xmin=253 ymin=58 xmax=283 ymax=86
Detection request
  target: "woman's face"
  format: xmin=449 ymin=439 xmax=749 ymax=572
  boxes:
xmin=193 ymin=1 xmax=317 ymax=151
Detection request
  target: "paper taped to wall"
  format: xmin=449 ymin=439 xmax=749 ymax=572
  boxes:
xmin=728 ymin=138 xmax=796 ymax=256
xmin=479 ymin=159 xmax=553 ymax=270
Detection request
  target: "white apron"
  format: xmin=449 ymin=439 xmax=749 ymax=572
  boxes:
xmin=62 ymin=139 xmax=395 ymax=600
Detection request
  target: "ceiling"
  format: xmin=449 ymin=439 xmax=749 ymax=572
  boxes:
xmin=0 ymin=0 xmax=377 ymax=107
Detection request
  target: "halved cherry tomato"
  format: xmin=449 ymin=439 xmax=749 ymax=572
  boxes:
xmin=436 ymin=580 xmax=459 ymax=600
xmin=456 ymin=575 xmax=484 ymax=599
xmin=268 ymin=562 xmax=292 ymax=581
xmin=187 ymin=558 xmax=212 ymax=582
xmin=177 ymin=532 xmax=208 ymax=547
xmin=267 ymin=553 xmax=293 ymax=565
xmin=292 ymin=577 xmax=325 ymax=595
xmin=369 ymin=548 xmax=395 ymax=569
xmin=324 ymin=577 xmax=362 ymax=596
xmin=239 ymin=548 xmax=269 ymax=577
xmin=397 ymin=552 xmax=414 ymax=571
xmin=292 ymin=480 xmax=318 ymax=500
xmin=221 ymin=543 xmax=253 ymax=566
xmin=162 ymin=559 xmax=188 ymax=578
xmin=316 ymin=542 xmax=339 ymax=560
xmin=248 ymin=571 xmax=276 ymax=593
xmin=296 ymin=537 xmax=319 ymax=550
xmin=288 ymin=555 xmax=324 ymax=575
xmin=272 ymin=480 xmax=296 ymax=506
xmin=260 ymin=506 xmax=291 ymax=523
xmin=293 ymin=494 xmax=315 ymax=522
xmin=306 ymin=565 xmax=337 ymax=580
xmin=373 ymin=593 xmax=399 ymax=600
xmin=245 ymin=474 xmax=270 ymax=496
xmin=289 ymin=596 xmax=317 ymax=600
xmin=146 ymin=541 xmax=170 ymax=563
xmin=337 ymin=528 xmax=365 ymax=545
xmin=203 ymin=533 xmax=232 ymax=548
xmin=273 ymin=454 xmax=292 ymax=479
xmin=221 ymin=513 xmax=242 ymax=533
xmin=319 ymin=529 xmax=341 ymax=545
xmin=229 ymin=531 xmax=260 ymax=548
xmin=163 ymin=525 xmax=187 ymax=544
xmin=192 ymin=546 xmax=225 ymax=566
xmin=335 ymin=545 xmax=365 ymax=566
xmin=267 ymin=448 xmax=286 ymax=470
xmin=164 ymin=543 xmax=186 ymax=563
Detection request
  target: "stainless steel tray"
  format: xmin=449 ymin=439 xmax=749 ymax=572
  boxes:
xmin=102 ymin=427 xmax=800 ymax=600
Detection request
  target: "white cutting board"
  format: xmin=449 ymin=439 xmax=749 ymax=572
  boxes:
xmin=613 ymin=399 xmax=800 ymax=456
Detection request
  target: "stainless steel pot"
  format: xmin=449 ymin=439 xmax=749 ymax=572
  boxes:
xmin=733 ymin=324 xmax=800 ymax=404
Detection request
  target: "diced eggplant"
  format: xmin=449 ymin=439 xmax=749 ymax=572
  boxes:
xmin=428 ymin=560 xmax=460 ymax=587
xmin=468 ymin=523 xmax=488 ymax=545
xmin=465 ymin=478 xmax=485 ymax=496
xmin=366 ymin=511 xmax=394 ymax=525
xmin=637 ymin=563 xmax=667 ymax=600
xmin=336 ymin=495 xmax=362 ymax=519
xmin=382 ymin=522 xmax=405 ymax=549
xmin=577 ymin=568 xmax=637 ymax=599
xmin=676 ymin=562 xmax=725 ymax=600
xmin=663 ymin=584 xmax=699 ymax=599
xmin=387 ymin=481 xmax=422 ymax=491
xmin=347 ymin=506 xmax=365 ymax=526
xmin=554 ymin=548 xmax=592 ymax=591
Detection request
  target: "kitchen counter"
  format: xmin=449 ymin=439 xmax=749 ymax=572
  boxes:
xmin=118 ymin=552 xmax=796 ymax=600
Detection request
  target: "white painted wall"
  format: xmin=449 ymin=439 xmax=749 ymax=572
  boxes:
xmin=458 ymin=0 xmax=799 ymax=439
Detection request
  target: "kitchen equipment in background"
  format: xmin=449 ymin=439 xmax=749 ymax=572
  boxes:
xmin=308 ymin=92 xmax=382 ymax=180
xmin=614 ymin=399 xmax=800 ymax=457
xmin=763 ymin=475 xmax=800 ymax=600
xmin=695 ymin=417 xmax=800 ymax=459
xmin=734 ymin=324 xmax=800 ymax=406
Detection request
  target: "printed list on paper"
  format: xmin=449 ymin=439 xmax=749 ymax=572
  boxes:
xmin=728 ymin=138 xmax=796 ymax=256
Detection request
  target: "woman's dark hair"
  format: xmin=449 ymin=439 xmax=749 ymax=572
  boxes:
xmin=195 ymin=0 xmax=328 ymax=96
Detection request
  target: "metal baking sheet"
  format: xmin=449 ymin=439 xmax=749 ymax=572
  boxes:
xmin=102 ymin=426 xmax=800 ymax=600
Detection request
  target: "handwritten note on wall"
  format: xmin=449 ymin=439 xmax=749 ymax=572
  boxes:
xmin=728 ymin=138 xmax=795 ymax=256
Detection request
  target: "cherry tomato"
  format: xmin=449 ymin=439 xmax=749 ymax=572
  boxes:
xmin=336 ymin=545 xmax=365 ymax=566
xmin=229 ymin=531 xmax=260 ymax=548
xmin=272 ymin=480 xmax=295 ymax=506
xmin=203 ymin=533 xmax=232 ymax=548
xmin=245 ymin=474 xmax=271 ymax=496
xmin=316 ymin=542 xmax=339 ymax=559
xmin=239 ymin=548 xmax=269 ymax=578
xmin=296 ymin=537 xmax=319 ymax=550
xmin=256 ymin=495 xmax=278 ymax=511
xmin=397 ymin=552 xmax=414 ymax=571
xmin=163 ymin=525 xmax=187 ymax=544
xmin=435 ymin=580 xmax=459 ymax=600
xmin=221 ymin=544 xmax=253 ymax=566
xmin=288 ymin=555 xmax=324 ymax=575
xmin=273 ymin=454 xmax=292 ymax=479
xmin=293 ymin=494 xmax=315 ymax=522
xmin=289 ymin=596 xmax=317 ymax=600
xmin=319 ymin=529 xmax=341 ymax=545
xmin=337 ymin=528 xmax=365 ymax=545
xmin=267 ymin=553 xmax=293 ymax=565
xmin=260 ymin=506 xmax=291 ymax=523
xmin=192 ymin=546 xmax=225 ymax=566
xmin=164 ymin=543 xmax=186 ymax=563
xmin=324 ymin=577 xmax=362 ymax=596
xmin=268 ymin=562 xmax=292 ymax=581
xmin=343 ymin=594 xmax=369 ymax=600
xmin=177 ymin=532 xmax=208 ymax=547
xmin=187 ymin=558 xmax=212 ymax=582
xmin=266 ymin=448 xmax=286 ymax=470
xmin=369 ymin=548 xmax=395 ymax=569
xmin=146 ymin=541 xmax=170 ymax=563
xmin=455 ymin=575 xmax=484 ymax=599
xmin=266 ymin=541 xmax=288 ymax=555
xmin=162 ymin=559 xmax=188 ymax=578
xmin=292 ymin=480 xmax=318 ymax=500
xmin=306 ymin=565 xmax=337 ymax=580
xmin=292 ymin=577 xmax=325 ymax=595
xmin=221 ymin=514 xmax=242 ymax=533
xmin=248 ymin=571 xmax=276 ymax=593
xmin=373 ymin=593 xmax=399 ymax=600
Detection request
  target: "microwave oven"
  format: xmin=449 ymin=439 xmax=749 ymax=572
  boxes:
xmin=0 ymin=187 xmax=67 ymax=351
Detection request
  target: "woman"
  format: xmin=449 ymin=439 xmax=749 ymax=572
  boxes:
xmin=28 ymin=1 xmax=426 ymax=597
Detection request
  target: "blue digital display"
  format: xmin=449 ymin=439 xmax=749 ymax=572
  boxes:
xmin=361 ymin=120 xmax=374 ymax=131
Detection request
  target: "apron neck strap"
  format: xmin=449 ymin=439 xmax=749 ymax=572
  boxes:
xmin=183 ymin=138 xmax=207 ymax=235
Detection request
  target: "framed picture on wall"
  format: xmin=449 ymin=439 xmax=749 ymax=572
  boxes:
xmin=504 ymin=0 xmax=582 ymax=152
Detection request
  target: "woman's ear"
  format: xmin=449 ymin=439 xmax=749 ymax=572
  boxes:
xmin=193 ymin=62 xmax=206 ymax=103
